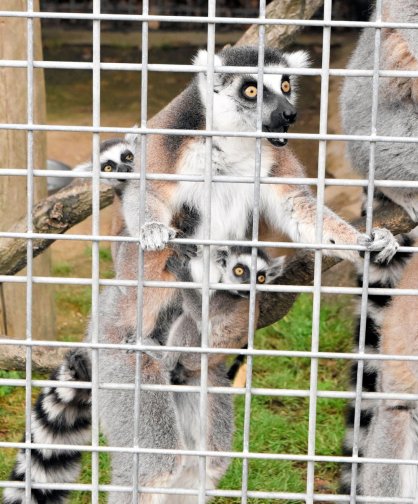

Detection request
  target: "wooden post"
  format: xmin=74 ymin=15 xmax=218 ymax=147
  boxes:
xmin=0 ymin=0 xmax=55 ymax=340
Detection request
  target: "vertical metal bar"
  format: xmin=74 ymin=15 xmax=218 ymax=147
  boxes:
xmin=24 ymin=1 xmax=34 ymax=501
xmin=199 ymin=0 xmax=216 ymax=501
xmin=306 ymin=1 xmax=332 ymax=502
xmin=132 ymin=0 xmax=149 ymax=499
xmin=91 ymin=0 xmax=101 ymax=502
xmin=349 ymin=1 xmax=383 ymax=501
xmin=241 ymin=1 xmax=266 ymax=502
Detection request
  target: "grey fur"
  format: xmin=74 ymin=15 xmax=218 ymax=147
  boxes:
xmin=341 ymin=0 xmax=418 ymax=221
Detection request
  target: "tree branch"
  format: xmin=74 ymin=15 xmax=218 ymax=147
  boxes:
xmin=0 ymin=181 xmax=114 ymax=276
xmin=237 ymin=0 xmax=324 ymax=48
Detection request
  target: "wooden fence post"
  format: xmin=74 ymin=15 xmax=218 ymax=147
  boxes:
xmin=0 ymin=0 xmax=55 ymax=341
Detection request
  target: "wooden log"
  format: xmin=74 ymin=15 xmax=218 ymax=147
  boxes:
xmin=0 ymin=0 xmax=55 ymax=340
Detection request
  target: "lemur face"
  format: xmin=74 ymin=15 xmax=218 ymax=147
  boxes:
xmin=99 ymin=139 xmax=135 ymax=182
xmin=194 ymin=46 xmax=310 ymax=147
xmin=216 ymin=246 xmax=284 ymax=298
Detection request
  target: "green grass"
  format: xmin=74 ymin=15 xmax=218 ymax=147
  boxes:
xmin=212 ymin=294 xmax=353 ymax=503
xmin=0 ymin=293 xmax=353 ymax=503
xmin=53 ymin=245 xmax=114 ymax=342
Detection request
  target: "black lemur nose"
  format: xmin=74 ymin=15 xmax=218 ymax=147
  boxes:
xmin=283 ymin=110 xmax=297 ymax=124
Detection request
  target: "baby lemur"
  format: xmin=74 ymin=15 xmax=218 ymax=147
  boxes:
xmin=150 ymin=244 xmax=284 ymax=383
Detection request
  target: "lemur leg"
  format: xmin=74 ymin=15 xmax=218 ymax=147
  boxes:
xmin=3 ymin=349 xmax=91 ymax=504
xmin=262 ymin=182 xmax=399 ymax=264
xmin=123 ymin=180 xmax=176 ymax=251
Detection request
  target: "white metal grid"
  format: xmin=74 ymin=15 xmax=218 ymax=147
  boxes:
xmin=0 ymin=1 xmax=417 ymax=503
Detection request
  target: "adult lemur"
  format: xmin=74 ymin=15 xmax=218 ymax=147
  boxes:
xmin=121 ymin=45 xmax=397 ymax=336
xmin=4 ymin=245 xmax=282 ymax=504
xmin=339 ymin=0 xmax=418 ymax=493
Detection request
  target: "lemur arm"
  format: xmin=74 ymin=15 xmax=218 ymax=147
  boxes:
xmin=166 ymin=250 xmax=203 ymax=322
xmin=122 ymin=180 xmax=176 ymax=250
xmin=262 ymin=149 xmax=398 ymax=263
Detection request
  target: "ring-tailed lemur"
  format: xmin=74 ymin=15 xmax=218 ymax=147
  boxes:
xmin=2 ymin=349 xmax=91 ymax=504
xmin=339 ymin=0 xmax=418 ymax=493
xmin=74 ymin=134 xmax=136 ymax=187
xmin=360 ymin=250 xmax=418 ymax=500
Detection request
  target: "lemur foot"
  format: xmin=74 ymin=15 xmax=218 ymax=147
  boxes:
xmin=358 ymin=227 xmax=399 ymax=264
xmin=139 ymin=222 xmax=176 ymax=251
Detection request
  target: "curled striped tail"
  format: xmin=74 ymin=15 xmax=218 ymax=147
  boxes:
xmin=3 ymin=349 xmax=91 ymax=504
xmin=339 ymin=233 xmax=414 ymax=495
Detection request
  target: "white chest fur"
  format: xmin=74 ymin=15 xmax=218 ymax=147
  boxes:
xmin=174 ymin=137 xmax=274 ymax=242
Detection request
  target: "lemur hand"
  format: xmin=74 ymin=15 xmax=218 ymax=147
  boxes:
xmin=139 ymin=222 xmax=176 ymax=251
xmin=358 ymin=228 xmax=399 ymax=264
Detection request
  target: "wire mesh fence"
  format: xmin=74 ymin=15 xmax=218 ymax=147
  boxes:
xmin=0 ymin=0 xmax=417 ymax=503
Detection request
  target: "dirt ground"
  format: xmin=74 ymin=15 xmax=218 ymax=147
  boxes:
xmin=46 ymin=29 xmax=362 ymax=283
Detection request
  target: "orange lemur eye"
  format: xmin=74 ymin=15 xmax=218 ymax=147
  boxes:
xmin=233 ymin=266 xmax=245 ymax=277
xmin=257 ymin=274 xmax=266 ymax=284
xmin=242 ymin=84 xmax=257 ymax=100
xmin=103 ymin=165 xmax=113 ymax=172
xmin=281 ymin=79 xmax=291 ymax=94
xmin=125 ymin=153 xmax=134 ymax=161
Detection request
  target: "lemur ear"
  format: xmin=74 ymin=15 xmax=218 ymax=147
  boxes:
xmin=285 ymin=50 xmax=311 ymax=69
xmin=193 ymin=50 xmax=224 ymax=87
xmin=266 ymin=256 xmax=286 ymax=281
xmin=124 ymin=125 xmax=138 ymax=150
xmin=215 ymin=246 xmax=229 ymax=269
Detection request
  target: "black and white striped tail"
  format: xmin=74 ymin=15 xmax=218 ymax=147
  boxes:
xmin=3 ymin=349 xmax=91 ymax=504
xmin=339 ymin=233 xmax=414 ymax=494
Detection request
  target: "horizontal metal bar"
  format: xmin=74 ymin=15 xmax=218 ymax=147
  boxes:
xmin=1 ymin=439 xmax=418 ymax=468
xmin=2 ymin=59 xmax=418 ymax=78
xmin=2 ymin=375 xmax=418 ymax=402
xmin=2 ymin=168 xmax=418 ymax=191
xmin=1 ymin=122 xmax=418 ymax=145
xmin=1 ymin=10 xmax=418 ymax=29
xmin=0 ymin=479 xmax=412 ymax=503
xmin=1 ymin=228 xmax=417 ymax=255
xmin=3 ymin=337 xmax=418 ymax=364
xmin=0 ymin=274 xmax=417 ymax=297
